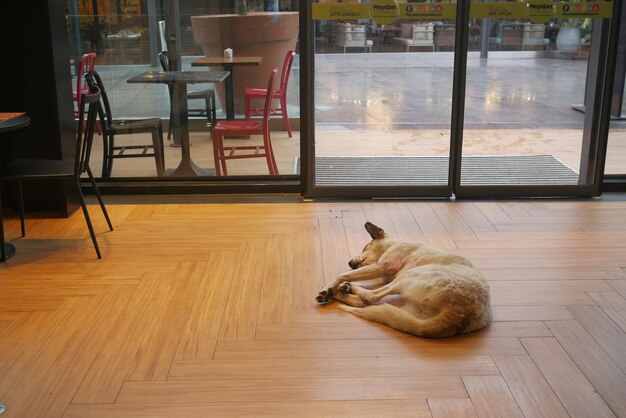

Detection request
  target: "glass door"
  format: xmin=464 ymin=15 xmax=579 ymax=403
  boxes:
xmin=304 ymin=0 xmax=616 ymax=198
xmin=456 ymin=0 xmax=616 ymax=197
xmin=305 ymin=1 xmax=460 ymax=198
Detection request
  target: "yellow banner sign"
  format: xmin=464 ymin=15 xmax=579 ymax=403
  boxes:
xmin=555 ymin=2 xmax=613 ymax=19
xmin=527 ymin=0 xmax=555 ymax=24
xmin=312 ymin=2 xmax=456 ymax=21
xmin=371 ymin=0 xmax=400 ymax=24
xmin=312 ymin=1 xmax=613 ymax=21
xmin=470 ymin=2 xmax=527 ymax=20
xmin=311 ymin=3 xmax=370 ymax=20
xmin=398 ymin=3 xmax=457 ymax=20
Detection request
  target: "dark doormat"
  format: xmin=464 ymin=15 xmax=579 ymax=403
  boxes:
xmin=294 ymin=155 xmax=579 ymax=186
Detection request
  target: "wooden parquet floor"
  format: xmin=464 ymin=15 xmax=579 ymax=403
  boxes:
xmin=0 ymin=198 xmax=625 ymax=417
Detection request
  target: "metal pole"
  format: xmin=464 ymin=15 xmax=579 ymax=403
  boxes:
xmin=68 ymin=0 xmax=82 ymax=72
xmin=610 ymin=2 xmax=626 ymax=118
xmin=147 ymin=0 xmax=159 ymax=66
xmin=165 ymin=0 xmax=182 ymax=70
xmin=579 ymin=19 xmax=608 ymax=184
xmin=91 ymin=0 xmax=102 ymax=53
xmin=480 ymin=18 xmax=489 ymax=59
xmin=450 ymin=0 xmax=470 ymax=195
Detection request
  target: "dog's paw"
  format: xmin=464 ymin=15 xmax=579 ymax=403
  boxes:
xmin=315 ymin=286 xmax=334 ymax=305
xmin=337 ymin=281 xmax=352 ymax=294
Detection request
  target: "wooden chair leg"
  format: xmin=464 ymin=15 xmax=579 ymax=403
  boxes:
xmin=210 ymin=92 xmax=216 ymax=124
xmin=245 ymin=94 xmax=251 ymax=120
xmin=86 ymin=166 xmax=113 ymax=231
xmin=0 ymin=187 xmax=6 ymax=261
xmin=220 ymin=144 xmax=228 ymax=175
xmin=102 ymin=133 xmax=115 ymax=178
xmin=204 ymin=97 xmax=211 ymax=125
xmin=167 ymin=107 xmax=173 ymax=141
xmin=213 ymin=133 xmax=222 ymax=176
xmin=75 ymin=179 xmax=101 ymax=259
xmin=264 ymin=130 xmax=279 ymax=175
xmin=265 ymin=152 xmax=275 ymax=175
xmin=158 ymin=125 xmax=165 ymax=173
xmin=17 ymin=180 xmax=25 ymax=237
xmin=151 ymin=128 xmax=165 ymax=176
xmin=101 ymin=133 xmax=110 ymax=178
xmin=280 ymin=95 xmax=292 ymax=138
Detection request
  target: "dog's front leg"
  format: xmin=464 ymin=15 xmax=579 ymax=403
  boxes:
xmin=316 ymin=262 xmax=399 ymax=304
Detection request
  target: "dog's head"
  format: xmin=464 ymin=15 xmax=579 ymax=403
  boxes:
xmin=348 ymin=222 xmax=392 ymax=269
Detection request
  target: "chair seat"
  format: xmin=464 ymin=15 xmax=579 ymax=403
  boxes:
xmin=188 ymin=89 xmax=215 ymax=100
xmin=108 ymin=118 xmax=162 ymax=134
xmin=244 ymin=88 xmax=281 ymax=98
xmin=214 ymin=120 xmax=263 ymax=136
xmin=0 ymin=158 xmax=74 ymax=179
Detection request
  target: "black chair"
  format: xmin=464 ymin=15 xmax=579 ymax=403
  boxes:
xmin=0 ymin=88 xmax=113 ymax=259
xmin=158 ymin=51 xmax=217 ymax=140
xmin=85 ymin=69 xmax=165 ymax=178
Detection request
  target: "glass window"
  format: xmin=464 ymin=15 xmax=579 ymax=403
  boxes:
xmin=66 ymin=0 xmax=300 ymax=179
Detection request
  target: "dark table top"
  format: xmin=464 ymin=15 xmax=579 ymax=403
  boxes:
xmin=126 ymin=71 xmax=230 ymax=85
xmin=191 ymin=56 xmax=263 ymax=67
xmin=0 ymin=113 xmax=30 ymax=134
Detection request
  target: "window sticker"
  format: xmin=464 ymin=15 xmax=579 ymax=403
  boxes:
xmin=370 ymin=0 xmax=399 ymax=25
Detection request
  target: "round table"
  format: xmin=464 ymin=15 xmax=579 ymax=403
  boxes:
xmin=0 ymin=113 xmax=31 ymax=261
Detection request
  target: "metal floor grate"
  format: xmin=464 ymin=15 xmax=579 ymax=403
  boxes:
xmin=294 ymin=155 xmax=580 ymax=186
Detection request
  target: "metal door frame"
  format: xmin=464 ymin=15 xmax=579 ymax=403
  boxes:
xmin=301 ymin=0 xmax=620 ymax=199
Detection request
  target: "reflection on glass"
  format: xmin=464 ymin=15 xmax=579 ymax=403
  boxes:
xmin=66 ymin=0 xmax=300 ymax=178
xmin=312 ymin=1 xmax=455 ymax=187
xmin=605 ymin=60 xmax=626 ymax=175
xmin=461 ymin=0 xmax=595 ymax=187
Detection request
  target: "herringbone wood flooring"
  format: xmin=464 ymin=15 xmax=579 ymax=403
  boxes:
xmin=0 ymin=198 xmax=625 ymax=417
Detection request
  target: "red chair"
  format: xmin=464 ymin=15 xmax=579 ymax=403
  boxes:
xmin=244 ymin=50 xmax=295 ymax=138
xmin=212 ymin=68 xmax=279 ymax=176
xmin=73 ymin=53 xmax=100 ymax=133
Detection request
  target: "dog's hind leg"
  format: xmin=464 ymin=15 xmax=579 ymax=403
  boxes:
xmin=341 ymin=281 xmax=401 ymax=303
xmin=333 ymin=292 xmax=367 ymax=308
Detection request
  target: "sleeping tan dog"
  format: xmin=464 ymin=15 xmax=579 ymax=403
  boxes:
xmin=316 ymin=222 xmax=492 ymax=338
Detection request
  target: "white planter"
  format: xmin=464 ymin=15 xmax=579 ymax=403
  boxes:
xmin=556 ymin=27 xmax=581 ymax=54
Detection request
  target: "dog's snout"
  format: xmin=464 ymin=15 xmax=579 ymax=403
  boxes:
xmin=348 ymin=259 xmax=360 ymax=269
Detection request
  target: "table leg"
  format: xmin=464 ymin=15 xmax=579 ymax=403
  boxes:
xmin=225 ymin=64 xmax=235 ymax=120
xmin=0 ymin=195 xmax=15 ymax=262
xmin=1 ymin=243 xmax=16 ymax=262
xmin=167 ymin=82 xmax=215 ymax=177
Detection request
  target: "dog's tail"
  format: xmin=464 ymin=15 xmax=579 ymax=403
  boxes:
xmin=339 ymin=303 xmax=460 ymax=338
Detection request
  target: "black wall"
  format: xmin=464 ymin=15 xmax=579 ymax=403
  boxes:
xmin=0 ymin=0 xmax=79 ymax=215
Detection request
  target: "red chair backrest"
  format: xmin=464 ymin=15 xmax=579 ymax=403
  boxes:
xmin=76 ymin=53 xmax=97 ymax=105
xmin=279 ymin=50 xmax=295 ymax=94
xmin=263 ymin=68 xmax=278 ymax=131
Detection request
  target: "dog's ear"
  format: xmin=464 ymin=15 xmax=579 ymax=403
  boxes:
xmin=364 ymin=222 xmax=386 ymax=240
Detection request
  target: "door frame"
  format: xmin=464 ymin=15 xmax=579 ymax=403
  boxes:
xmin=301 ymin=0 xmax=620 ymax=199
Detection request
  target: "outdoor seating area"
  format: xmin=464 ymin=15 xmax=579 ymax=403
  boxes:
xmin=522 ymin=23 xmax=550 ymax=50
xmin=71 ymin=48 xmax=626 ymax=178
xmin=334 ymin=22 xmax=373 ymax=53
xmin=72 ymin=44 xmax=297 ymax=177
xmin=394 ymin=23 xmax=435 ymax=52
xmin=314 ymin=19 xmax=583 ymax=54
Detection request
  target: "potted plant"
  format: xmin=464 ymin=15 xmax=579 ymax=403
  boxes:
xmin=555 ymin=4 xmax=592 ymax=55
xmin=556 ymin=24 xmax=581 ymax=54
